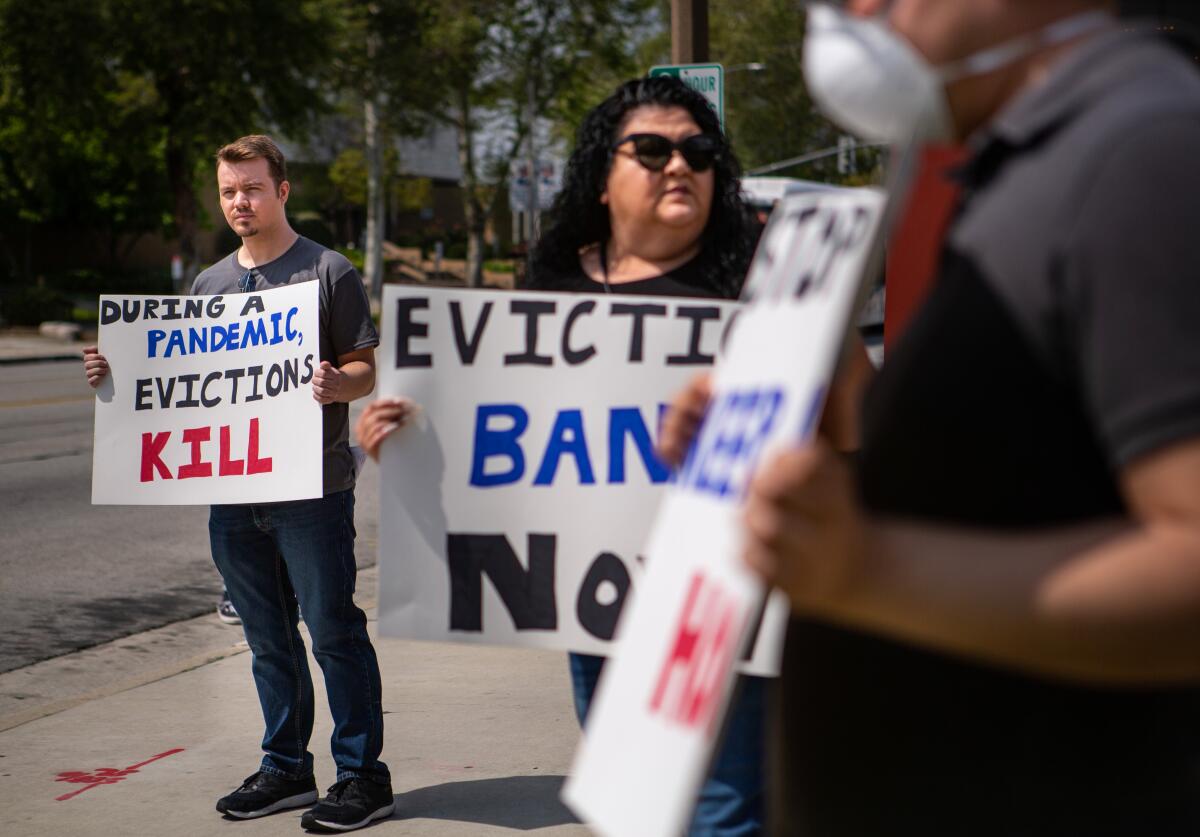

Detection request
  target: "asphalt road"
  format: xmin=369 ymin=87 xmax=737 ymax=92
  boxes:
xmin=0 ymin=359 xmax=380 ymax=673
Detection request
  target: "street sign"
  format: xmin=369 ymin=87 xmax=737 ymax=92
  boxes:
xmin=649 ymin=63 xmax=724 ymax=132
xmin=509 ymin=158 xmax=562 ymax=214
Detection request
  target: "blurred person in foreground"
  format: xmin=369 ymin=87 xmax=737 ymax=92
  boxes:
xmin=662 ymin=0 xmax=1200 ymax=832
xmin=356 ymin=75 xmax=764 ymax=835
xmin=84 ymin=135 xmax=393 ymax=831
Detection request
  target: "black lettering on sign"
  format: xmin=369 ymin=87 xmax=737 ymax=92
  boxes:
xmin=611 ymin=303 xmax=667 ymax=363
xmin=794 ymin=205 xmax=872 ymax=300
xmin=667 ymin=305 xmax=721 ymax=365
xmin=176 ymin=373 xmax=201 ymax=408
xmin=448 ymin=532 xmax=558 ymax=631
xmin=449 ymin=300 xmax=493 ymax=365
xmin=576 ymin=551 xmax=632 ymax=640
xmin=394 ymin=298 xmax=433 ymax=368
xmin=562 ymin=300 xmax=597 ymax=366
xmin=239 ymin=295 xmax=265 ymax=317
xmin=504 ymin=300 xmax=556 ymax=366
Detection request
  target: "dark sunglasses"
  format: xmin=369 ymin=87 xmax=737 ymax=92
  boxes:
xmin=238 ymin=269 xmax=256 ymax=293
xmin=611 ymin=133 xmax=722 ymax=173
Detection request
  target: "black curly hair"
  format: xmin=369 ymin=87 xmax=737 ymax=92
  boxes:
xmin=529 ymin=75 xmax=757 ymax=299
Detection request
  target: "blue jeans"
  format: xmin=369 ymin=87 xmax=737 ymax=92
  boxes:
xmin=569 ymin=653 xmax=765 ymax=836
xmin=210 ymin=489 xmax=389 ymax=785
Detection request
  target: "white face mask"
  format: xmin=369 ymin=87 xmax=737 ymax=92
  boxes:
xmin=802 ymin=4 xmax=1113 ymax=144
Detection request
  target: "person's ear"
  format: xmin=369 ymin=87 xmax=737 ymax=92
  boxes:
xmin=278 ymin=180 xmax=290 ymax=203
xmin=600 ymin=189 xmax=608 ymax=205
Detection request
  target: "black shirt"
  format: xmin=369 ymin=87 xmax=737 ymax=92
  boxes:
xmin=778 ymin=29 xmax=1200 ymax=836
xmin=536 ymin=253 xmax=723 ymax=299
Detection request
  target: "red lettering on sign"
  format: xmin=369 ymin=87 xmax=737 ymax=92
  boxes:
xmin=246 ymin=417 xmax=273 ymax=475
xmin=136 ymin=418 xmax=272 ymax=481
xmin=648 ymin=571 xmax=743 ymax=733
xmin=139 ymin=432 xmax=172 ymax=482
xmin=178 ymin=427 xmax=213 ymax=479
xmin=219 ymin=425 xmax=245 ymax=476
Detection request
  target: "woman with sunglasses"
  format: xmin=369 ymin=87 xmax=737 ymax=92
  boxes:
xmin=528 ymin=75 xmax=755 ymax=299
xmin=530 ymin=75 xmax=763 ymax=837
xmin=356 ymin=76 xmax=762 ymax=833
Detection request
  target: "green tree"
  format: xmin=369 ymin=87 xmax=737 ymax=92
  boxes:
xmin=0 ymin=0 xmax=169 ymax=282
xmin=105 ymin=0 xmax=338 ymax=284
xmin=325 ymin=0 xmax=444 ymax=301
xmin=709 ymin=0 xmax=880 ymax=181
xmin=419 ymin=0 xmax=656 ymax=287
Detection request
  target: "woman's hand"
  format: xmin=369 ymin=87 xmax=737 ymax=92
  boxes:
xmin=354 ymin=397 xmax=417 ymax=461
xmin=657 ymin=372 xmax=712 ymax=468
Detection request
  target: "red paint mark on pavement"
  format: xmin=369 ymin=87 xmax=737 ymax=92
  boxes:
xmin=55 ymin=748 xmax=185 ymax=801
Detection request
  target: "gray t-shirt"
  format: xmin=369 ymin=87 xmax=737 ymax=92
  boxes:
xmin=192 ymin=236 xmax=379 ymax=495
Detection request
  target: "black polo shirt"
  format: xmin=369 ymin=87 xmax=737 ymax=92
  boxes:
xmin=777 ymin=28 xmax=1200 ymax=836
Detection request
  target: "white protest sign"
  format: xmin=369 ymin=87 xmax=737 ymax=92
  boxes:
xmin=375 ymin=286 xmax=793 ymax=669
xmin=563 ymin=188 xmax=888 ymax=837
xmin=91 ymin=283 xmax=323 ymax=505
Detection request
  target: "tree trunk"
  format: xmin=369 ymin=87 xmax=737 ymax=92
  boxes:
xmin=466 ymin=217 xmax=486 ymax=288
xmin=364 ymin=93 xmax=386 ymax=303
xmin=453 ymin=85 xmax=487 ymax=289
xmin=165 ymin=132 xmax=198 ymax=293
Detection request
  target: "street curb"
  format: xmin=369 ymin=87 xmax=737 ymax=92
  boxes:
xmin=0 ymin=353 xmax=81 ymax=366
xmin=0 ymin=565 xmax=380 ymax=733
xmin=0 ymin=643 xmax=250 ymax=733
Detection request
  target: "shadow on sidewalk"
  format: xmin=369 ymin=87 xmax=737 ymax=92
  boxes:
xmin=392 ymin=774 xmax=579 ymax=831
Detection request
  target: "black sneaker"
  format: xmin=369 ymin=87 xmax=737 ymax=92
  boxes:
xmin=300 ymin=777 xmax=395 ymax=832
xmin=215 ymin=771 xmax=317 ymax=819
xmin=217 ymin=590 xmax=241 ymax=625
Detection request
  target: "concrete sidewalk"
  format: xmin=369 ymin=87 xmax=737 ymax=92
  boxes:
xmin=0 ymin=568 xmax=589 ymax=837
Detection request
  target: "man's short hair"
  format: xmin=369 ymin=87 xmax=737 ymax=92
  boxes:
xmin=216 ymin=135 xmax=287 ymax=190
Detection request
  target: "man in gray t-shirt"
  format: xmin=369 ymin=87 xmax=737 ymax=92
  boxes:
xmin=83 ymin=135 xmax=393 ymax=831
xmin=193 ymin=236 xmax=378 ymax=495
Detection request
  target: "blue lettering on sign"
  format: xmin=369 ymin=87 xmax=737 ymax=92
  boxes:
xmin=468 ymin=404 xmax=670 ymax=488
xmin=609 ymin=407 xmax=670 ymax=484
xmin=470 ymin=404 xmax=529 ymax=487
xmin=144 ymin=306 xmax=305 ymax=357
xmin=534 ymin=410 xmax=595 ymax=485
xmin=676 ymin=387 xmax=785 ymax=500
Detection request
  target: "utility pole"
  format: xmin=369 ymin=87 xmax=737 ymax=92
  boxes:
xmin=670 ymin=0 xmax=709 ymax=63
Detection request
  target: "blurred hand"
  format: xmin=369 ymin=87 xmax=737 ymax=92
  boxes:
xmin=82 ymin=345 xmax=109 ymax=388
xmin=657 ymin=372 xmax=713 ymax=468
xmin=354 ymin=397 xmax=417 ymax=461
xmin=312 ymin=361 xmax=345 ymax=405
xmin=742 ymin=441 xmax=868 ymax=610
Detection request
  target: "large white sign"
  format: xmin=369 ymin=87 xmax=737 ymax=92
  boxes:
xmin=91 ymin=283 xmax=323 ymax=505
xmin=374 ymin=287 xmax=790 ymax=666
xmin=563 ymin=188 xmax=888 ymax=837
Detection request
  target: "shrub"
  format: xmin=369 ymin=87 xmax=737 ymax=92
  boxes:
xmin=338 ymin=247 xmax=365 ymax=273
xmin=0 ymin=285 xmax=73 ymax=326
xmin=292 ymin=215 xmax=335 ymax=248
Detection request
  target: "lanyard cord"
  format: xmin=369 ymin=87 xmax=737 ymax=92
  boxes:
xmin=598 ymin=241 xmax=613 ymax=294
